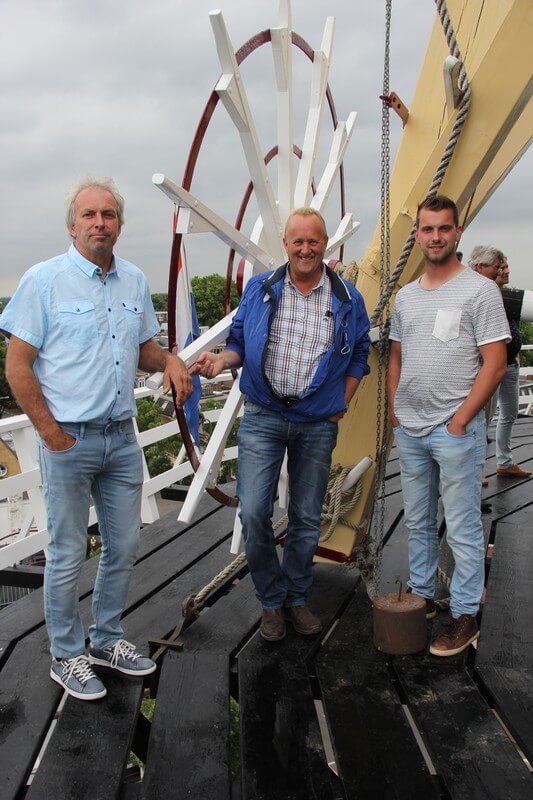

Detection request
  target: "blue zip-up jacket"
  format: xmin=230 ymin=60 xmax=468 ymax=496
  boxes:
xmin=226 ymin=263 xmax=371 ymax=422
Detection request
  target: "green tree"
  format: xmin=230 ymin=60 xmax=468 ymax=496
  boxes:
xmin=136 ymin=397 xmax=162 ymax=431
xmin=145 ymin=444 xmax=173 ymax=476
xmin=191 ymin=274 xmax=239 ymax=328
xmin=151 ymin=293 xmax=168 ymax=312
xmin=520 ymin=321 xmax=533 ymax=368
xmin=136 ymin=397 xmax=181 ymax=477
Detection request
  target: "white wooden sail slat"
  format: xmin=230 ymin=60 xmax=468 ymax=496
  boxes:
xmin=271 ymin=3 xmax=294 ymax=226
xmin=209 ymin=11 xmax=284 ymax=263
xmin=310 ymin=112 xmax=357 ymax=212
xmin=152 ymin=175 xmax=273 ymax=273
xmin=324 ymin=213 xmax=360 ymax=257
xmin=293 ymin=16 xmax=335 ymax=207
xmin=178 ymin=377 xmax=244 ymax=523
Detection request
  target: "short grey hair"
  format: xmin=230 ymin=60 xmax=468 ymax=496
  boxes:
xmin=284 ymin=207 xmax=328 ymax=239
xmin=467 ymin=245 xmax=504 ymax=268
xmin=65 ymin=176 xmax=125 ymax=229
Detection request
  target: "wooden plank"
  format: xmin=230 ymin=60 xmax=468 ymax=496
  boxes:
xmin=0 ymin=630 xmax=61 ymax=800
xmin=239 ymin=564 xmax=359 ymax=800
xmin=317 ymin=584 xmax=439 ymax=800
xmin=394 ymin=655 xmax=533 ymax=800
xmin=477 ymin=521 xmax=533 ymax=668
xmin=0 ymin=494 xmax=225 ymax=645
xmin=25 ymin=675 xmax=143 ymax=800
xmin=121 ymin=537 xmax=252 ymax=649
xmin=0 ymin=505 xmax=238 ymax=800
xmin=140 ymin=653 xmax=230 ymax=800
xmin=475 ymin=520 xmax=533 ymax=762
xmin=476 ymin=665 xmax=533 ymax=766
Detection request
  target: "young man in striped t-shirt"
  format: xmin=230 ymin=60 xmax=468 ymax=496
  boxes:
xmin=387 ymin=195 xmax=509 ymax=656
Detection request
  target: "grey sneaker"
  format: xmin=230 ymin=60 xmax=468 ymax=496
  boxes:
xmin=89 ymin=639 xmax=156 ymax=676
xmin=50 ymin=654 xmax=107 ymax=701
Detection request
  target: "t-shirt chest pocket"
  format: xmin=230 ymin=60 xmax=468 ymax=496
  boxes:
xmin=433 ymin=309 xmax=462 ymax=342
xmin=57 ymin=299 xmax=98 ymax=348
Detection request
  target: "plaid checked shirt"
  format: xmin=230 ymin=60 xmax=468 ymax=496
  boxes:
xmin=264 ymin=267 xmax=334 ymax=399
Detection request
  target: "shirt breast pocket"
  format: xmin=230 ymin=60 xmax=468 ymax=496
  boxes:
xmin=432 ymin=309 xmax=461 ymax=342
xmin=122 ymin=300 xmax=144 ymax=338
xmin=57 ymin=300 xmax=98 ymax=348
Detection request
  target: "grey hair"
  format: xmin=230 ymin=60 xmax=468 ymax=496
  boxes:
xmin=65 ymin=176 xmax=125 ymax=230
xmin=467 ymin=245 xmax=504 ymax=268
xmin=284 ymin=207 xmax=328 ymax=239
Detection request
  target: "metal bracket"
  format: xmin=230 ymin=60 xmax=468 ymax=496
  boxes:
xmin=380 ymin=91 xmax=409 ymax=126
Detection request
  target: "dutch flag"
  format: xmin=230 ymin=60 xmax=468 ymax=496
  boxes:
xmin=175 ymin=241 xmax=202 ymax=447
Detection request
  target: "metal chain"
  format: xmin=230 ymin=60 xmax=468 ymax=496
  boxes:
xmin=366 ymin=0 xmax=393 ymax=600
xmin=370 ymin=0 xmax=472 ymax=327
xmin=364 ymin=0 xmax=472 ymax=598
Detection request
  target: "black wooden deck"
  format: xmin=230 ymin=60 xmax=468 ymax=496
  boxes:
xmin=1 ymin=418 xmax=532 ymax=799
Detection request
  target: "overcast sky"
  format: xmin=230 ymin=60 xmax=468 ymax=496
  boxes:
xmin=1 ymin=0 xmax=531 ymax=299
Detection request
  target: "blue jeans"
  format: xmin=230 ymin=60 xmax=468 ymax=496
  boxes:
xmin=495 ymin=363 xmax=519 ymax=468
xmin=393 ymin=411 xmax=486 ymax=618
xmin=38 ymin=419 xmax=143 ymax=659
xmin=237 ymin=403 xmax=338 ymax=610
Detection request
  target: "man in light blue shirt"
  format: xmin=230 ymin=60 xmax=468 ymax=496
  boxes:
xmin=0 ymin=177 xmax=192 ymax=700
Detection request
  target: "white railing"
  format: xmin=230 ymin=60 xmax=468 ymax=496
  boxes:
xmin=0 ymin=385 xmax=239 ymax=571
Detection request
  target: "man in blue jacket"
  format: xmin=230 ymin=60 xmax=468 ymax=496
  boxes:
xmin=194 ymin=208 xmax=370 ymax=641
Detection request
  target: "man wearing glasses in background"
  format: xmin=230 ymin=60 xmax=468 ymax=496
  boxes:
xmin=469 ymin=246 xmax=531 ymax=479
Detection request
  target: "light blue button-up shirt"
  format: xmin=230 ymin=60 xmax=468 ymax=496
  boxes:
xmin=0 ymin=243 xmax=159 ymax=422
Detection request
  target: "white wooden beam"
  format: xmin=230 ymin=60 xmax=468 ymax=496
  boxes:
xmin=152 ymin=174 xmax=274 ymax=272
xmin=210 ymin=10 xmax=284 ymax=262
xmin=271 ymin=0 xmax=293 ymax=225
xmin=324 ymin=213 xmax=360 ymax=258
xmin=294 ymin=16 xmax=335 ymax=207
xmin=178 ymin=377 xmax=244 ymax=523
xmin=311 ymin=113 xmax=357 ymax=212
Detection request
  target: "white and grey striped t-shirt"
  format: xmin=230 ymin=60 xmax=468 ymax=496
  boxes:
xmin=389 ymin=268 xmax=510 ymax=436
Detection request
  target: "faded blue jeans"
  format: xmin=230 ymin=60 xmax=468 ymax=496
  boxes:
xmin=495 ymin=362 xmax=520 ymax=468
xmin=393 ymin=411 xmax=486 ymax=618
xmin=38 ymin=419 xmax=143 ymax=659
xmin=237 ymin=403 xmax=338 ymax=610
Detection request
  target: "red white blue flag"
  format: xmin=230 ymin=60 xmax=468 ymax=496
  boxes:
xmin=174 ymin=235 xmax=202 ymax=446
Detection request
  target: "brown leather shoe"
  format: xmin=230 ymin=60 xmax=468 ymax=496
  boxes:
xmin=285 ymin=605 xmax=322 ymax=635
xmin=260 ymin=608 xmax=286 ymax=641
xmin=429 ymin=614 xmax=479 ymax=656
xmin=496 ymin=464 xmax=532 ymax=478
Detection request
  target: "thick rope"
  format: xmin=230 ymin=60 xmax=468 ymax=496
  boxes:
xmin=170 ymin=465 xmax=363 ymax=635
xmin=320 ymin=464 xmax=365 ymax=543
xmin=370 ymin=0 xmax=471 ymax=327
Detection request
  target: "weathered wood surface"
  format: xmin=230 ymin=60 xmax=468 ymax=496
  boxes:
xmin=475 ymin=519 xmax=533 ymax=764
xmin=0 ymin=419 xmax=532 ymax=799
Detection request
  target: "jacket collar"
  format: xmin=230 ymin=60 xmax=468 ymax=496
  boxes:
xmin=262 ymin=262 xmax=351 ymax=302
